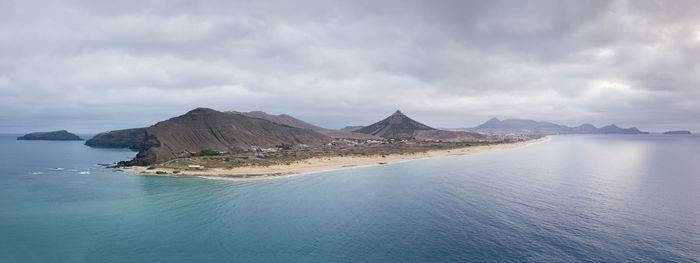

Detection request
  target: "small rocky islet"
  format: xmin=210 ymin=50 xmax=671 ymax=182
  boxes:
xmin=663 ymin=130 xmax=691 ymax=135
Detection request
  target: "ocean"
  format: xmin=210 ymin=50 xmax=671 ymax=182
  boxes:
xmin=0 ymin=134 xmax=698 ymax=262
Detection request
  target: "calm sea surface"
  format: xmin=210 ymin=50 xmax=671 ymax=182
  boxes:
xmin=0 ymin=134 xmax=698 ymax=262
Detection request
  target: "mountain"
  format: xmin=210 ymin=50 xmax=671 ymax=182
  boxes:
xmin=231 ymin=110 xmax=380 ymax=140
xmin=229 ymin=111 xmax=323 ymax=130
xmin=85 ymin=128 xmax=146 ymax=150
xmin=355 ymin=110 xmax=434 ymax=139
xmin=17 ymin=130 xmax=83 ymax=141
xmin=356 ymin=111 xmax=489 ymax=141
xmin=341 ymin=126 xmax=364 ymax=131
xmin=89 ymin=110 xmax=378 ymax=152
xmin=598 ymin=125 xmax=647 ymax=134
xmin=466 ymin=118 xmax=648 ymax=135
xmin=88 ymin=110 xmax=330 ymax=151
xmin=130 ymin=108 xmax=332 ymax=166
xmin=663 ymin=130 xmax=691 ymax=135
xmin=477 ymin=117 xmax=507 ymax=129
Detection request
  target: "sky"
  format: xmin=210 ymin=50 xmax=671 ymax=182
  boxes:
xmin=1 ymin=0 xmax=699 ymax=133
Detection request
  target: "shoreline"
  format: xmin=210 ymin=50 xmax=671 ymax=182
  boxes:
xmin=127 ymin=137 xmax=547 ymax=178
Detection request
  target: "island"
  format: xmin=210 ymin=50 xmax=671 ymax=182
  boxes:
xmin=121 ymin=108 xmax=536 ymax=177
xmin=461 ymin=118 xmax=649 ymax=135
xmin=17 ymin=130 xmax=83 ymax=141
xmin=663 ymin=130 xmax=691 ymax=135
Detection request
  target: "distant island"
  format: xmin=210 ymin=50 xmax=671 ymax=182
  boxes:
xmin=460 ymin=118 xmax=649 ymax=135
xmin=17 ymin=130 xmax=83 ymax=141
xmin=663 ymin=130 xmax=691 ymax=135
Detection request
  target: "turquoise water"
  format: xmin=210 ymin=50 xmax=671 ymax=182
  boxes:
xmin=1 ymin=134 xmax=699 ymax=262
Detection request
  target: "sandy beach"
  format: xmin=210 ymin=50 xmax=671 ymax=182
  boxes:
xmin=128 ymin=138 xmax=546 ymax=178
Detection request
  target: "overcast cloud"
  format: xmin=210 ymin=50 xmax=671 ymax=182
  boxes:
xmin=1 ymin=0 xmax=699 ymax=133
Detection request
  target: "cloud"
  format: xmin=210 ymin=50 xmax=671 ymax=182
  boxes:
xmin=0 ymin=0 xmax=699 ymax=133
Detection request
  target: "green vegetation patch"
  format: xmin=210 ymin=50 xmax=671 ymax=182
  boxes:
xmin=190 ymin=149 xmax=220 ymax=157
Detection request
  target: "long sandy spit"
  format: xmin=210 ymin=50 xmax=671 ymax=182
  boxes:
xmin=128 ymin=138 xmax=546 ymax=178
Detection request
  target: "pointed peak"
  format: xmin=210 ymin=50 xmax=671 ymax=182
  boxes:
xmin=355 ymin=110 xmax=433 ymax=138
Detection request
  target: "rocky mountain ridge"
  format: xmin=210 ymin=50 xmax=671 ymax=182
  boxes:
xmin=464 ymin=118 xmax=648 ymax=135
xmin=130 ymin=108 xmax=332 ymax=165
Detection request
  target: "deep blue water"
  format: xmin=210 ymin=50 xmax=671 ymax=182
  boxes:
xmin=0 ymin=134 xmax=699 ymax=262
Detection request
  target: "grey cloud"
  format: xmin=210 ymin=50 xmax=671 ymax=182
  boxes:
xmin=0 ymin=0 xmax=699 ymax=133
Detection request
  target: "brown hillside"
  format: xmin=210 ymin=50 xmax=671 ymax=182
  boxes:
xmin=231 ymin=110 xmax=381 ymax=140
xmin=131 ymin=108 xmax=332 ymax=165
